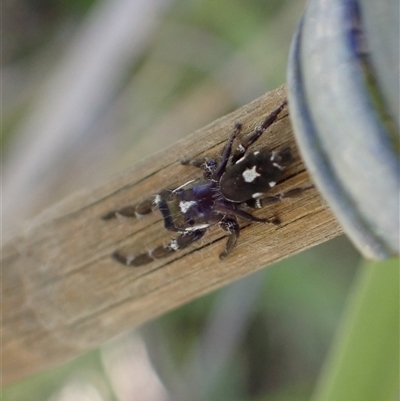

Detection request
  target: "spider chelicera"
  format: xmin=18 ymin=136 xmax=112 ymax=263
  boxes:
xmin=102 ymin=100 xmax=309 ymax=266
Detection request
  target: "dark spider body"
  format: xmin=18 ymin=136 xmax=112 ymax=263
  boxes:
xmin=157 ymin=182 xmax=222 ymax=233
xmin=102 ymin=100 xmax=308 ymax=266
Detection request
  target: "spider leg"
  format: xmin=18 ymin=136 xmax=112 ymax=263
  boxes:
xmin=211 ymin=123 xmax=242 ymax=181
xmin=181 ymin=157 xmax=218 ymax=179
xmin=101 ymin=198 xmax=154 ymax=220
xmin=231 ymin=100 xmax=288 ymax=164
xmin=181 ymin=157 xmax=207 ymax=168
xmin=219 ymin=216 xmax=240 ymax=259
xmin=175 ymin=229 xmax=206 ymax=248
xmin=214 ymin=201 xmax=279 ymax=225
xmin=246 ymin=185 xmax=314 ymax=209
xmin=112 ymin=250 xmax=154 ymax=266
xmin=111 ymin=229 xmax=207 ymax=266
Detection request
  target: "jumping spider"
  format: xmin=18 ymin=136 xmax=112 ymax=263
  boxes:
xmin=103 ymin=100 xmax=308 ymax=266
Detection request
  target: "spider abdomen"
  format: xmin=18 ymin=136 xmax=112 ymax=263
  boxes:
xmin=219 ymin=147 xmax=293 ymax=202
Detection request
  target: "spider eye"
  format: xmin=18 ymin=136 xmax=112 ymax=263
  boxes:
xmin=187 ymin=217 xmax=195 ymax=226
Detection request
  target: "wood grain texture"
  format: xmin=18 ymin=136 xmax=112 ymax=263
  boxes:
xmin=2 ymin=85 xmax=343 ymax=385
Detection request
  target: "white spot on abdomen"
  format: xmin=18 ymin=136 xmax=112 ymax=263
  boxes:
xmin=242 ymin=166 xmax=261 ymax=183
xmin=272 ymin=162 xmax=284 ymax=170
xmin=269 ymin=181 xmax=276 ymax=187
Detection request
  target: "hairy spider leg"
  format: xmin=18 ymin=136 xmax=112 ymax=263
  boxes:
xmin=245 ymin=185 xmax=314 ymax=209
xmin=219 ymin=216 xmax=240 ymax=259
xmin=231 ymin=100 xmax=288 ymax=164
xmin=181 ymin=157 xmax=218 ymax=179
xmin=180 ymin=157 xmax=206 ymax=168
xmin=101 ymin=198 xmax=154 ymax=220
xmin=181 ymin=121 xmax=244 ymax=181
xmin=213 ymin=201 xmax=279 ymax=225
xmin=211 ymin=122 xmax=242 ymax=181
xmin=111 ymin=229 xmax=207 ymax=266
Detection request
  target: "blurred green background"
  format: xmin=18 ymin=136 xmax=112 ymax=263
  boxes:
xmin=3 ymin=0 xmax=398 ymax=400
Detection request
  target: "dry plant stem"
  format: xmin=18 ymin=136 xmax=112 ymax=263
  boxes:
xmin=1 ymin=85 xmax=343 ymax=385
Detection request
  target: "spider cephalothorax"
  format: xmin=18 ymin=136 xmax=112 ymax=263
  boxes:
xmin=103 ymin=100 xmax=307 ymax=266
